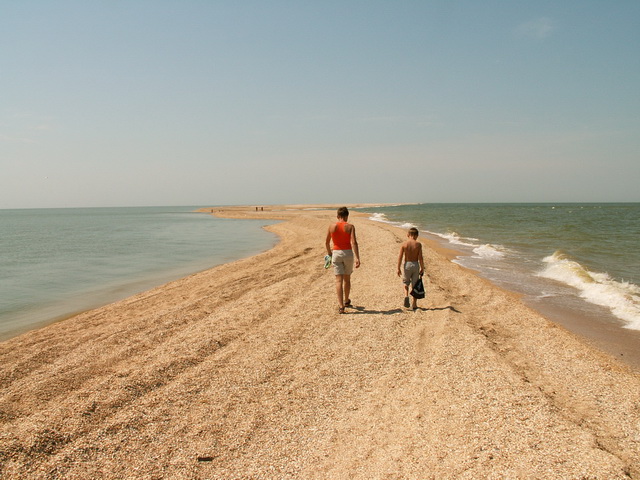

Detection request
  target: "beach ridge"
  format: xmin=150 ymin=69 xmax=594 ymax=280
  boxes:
xmin=1 ymin=205 xmax=639 ymax=478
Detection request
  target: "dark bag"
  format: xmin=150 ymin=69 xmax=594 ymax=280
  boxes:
xmin=411 ymin=276 xmax=425 ymax=299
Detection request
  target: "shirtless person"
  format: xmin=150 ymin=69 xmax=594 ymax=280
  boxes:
xmin=397 ymin=227 xmax=425 ymax=310
xmin=325 ymin=206 xmax=360 ymax=314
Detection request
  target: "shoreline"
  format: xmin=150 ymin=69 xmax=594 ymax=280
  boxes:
xmin=6 ymin=203 xmax=636 ymax=370
xmin=528 ymin=298 xmax=640 ymax=369
xmin=0 ymin=207 xmax=281 ymax=343
xmin=1 ymin=205 xmax=639 ymax=478
xmin=440 ymin=240 xmax=640 ymax=371
xmin=364 ymin=207 xmax=640 ymax=372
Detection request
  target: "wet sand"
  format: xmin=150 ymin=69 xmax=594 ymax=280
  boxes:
xmin=1 ymin=205 xmax=639 ymax=479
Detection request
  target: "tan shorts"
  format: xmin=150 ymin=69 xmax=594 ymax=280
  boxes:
xmin=403 ymin=261 xmax=420 ymax=286
xmin=332 ymin=249 xmax=354 ymax=275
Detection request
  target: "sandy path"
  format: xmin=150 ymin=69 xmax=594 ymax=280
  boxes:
xmin=1 ymin=207 xmax=639 ymax=479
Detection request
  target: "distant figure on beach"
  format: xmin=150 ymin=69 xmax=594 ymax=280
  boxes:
xmin=325 ymin=206 xmax=360 ymax=314
xmin=397 ymin=227 xmax=425 ymax=310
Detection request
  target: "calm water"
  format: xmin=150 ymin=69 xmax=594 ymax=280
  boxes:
xmin=361 ymin=204 xmax=640 ymax=331
xmin=0 ymin=207 xmax=278 ymax=340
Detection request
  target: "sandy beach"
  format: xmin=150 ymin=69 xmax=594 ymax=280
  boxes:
xmin=1 ymin=205 xmax=639 ymax=479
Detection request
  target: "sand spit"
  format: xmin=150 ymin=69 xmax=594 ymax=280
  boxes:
xmin=1 ymin=206 xmax=639 ymax=479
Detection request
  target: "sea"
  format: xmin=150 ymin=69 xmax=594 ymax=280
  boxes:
xmin=360 ymin=203 xmax=640 ymax=337
xmin=0 ymin=206 xmax=279 ymax=340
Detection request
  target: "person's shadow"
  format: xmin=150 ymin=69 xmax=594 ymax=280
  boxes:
xmin=347 ymin=305 xmax=461 ymax=315
xmin=424 ymin=306 xmax=461 ymax=313
xmin=348 ymin=305 xmax=403 ymax=315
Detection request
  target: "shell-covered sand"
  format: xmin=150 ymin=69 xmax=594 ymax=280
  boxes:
xmin=1 ymin=205 xmax=639 ymax=479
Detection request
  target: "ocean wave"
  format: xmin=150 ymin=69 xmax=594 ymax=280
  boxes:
xmin=368 ymin=213 xmax=418 ymax=231
xmin=537 ymin=251 xmax=640 ymax=329
xmin=369 ymin=213 xmax=389 ymax=223
xmin=436 ymin=231 xmax=477 ymax=247
xmin=472 ymin=244 xmax=507 ymax=259
xmin=369 ymin=214 xmax=480 ymax=251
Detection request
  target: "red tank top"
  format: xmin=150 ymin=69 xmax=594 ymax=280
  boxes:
xmin=331 ymin=221 xmax=352 ymax=251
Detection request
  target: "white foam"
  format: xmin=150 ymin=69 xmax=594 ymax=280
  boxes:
xmin=399 ymin=222 xmax=418 ymax=229
xmin=368 ymin=213 xmax=418 ymax=231
xmin=472 ymin=244 xmax=507 ymax=259
xmin=369 ymin=213 xmax=389 ymax=223
xmin=537 ymin=293 xmax=558 ymax=299
xmin=438 ymin=231 xmax=476 ymax=247
xmin=537 ymin=251 xmax=640 ymax=329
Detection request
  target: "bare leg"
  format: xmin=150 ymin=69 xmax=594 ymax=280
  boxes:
xmin=343 ymin=274 xmax=351 ymax=304
xmin=335 ymin=275 xmax=344 ymax=309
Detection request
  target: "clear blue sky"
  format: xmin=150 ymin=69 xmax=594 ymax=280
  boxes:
xmin=1 ymin=1 xmax=638 ymax=208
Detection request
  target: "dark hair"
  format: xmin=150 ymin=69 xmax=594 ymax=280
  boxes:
xmin=409 ymin=227 xmax=419 ymax=238
xmin=337 ymin=206 xmax=349 ymax=219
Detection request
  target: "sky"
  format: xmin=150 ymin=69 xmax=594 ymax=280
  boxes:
xmin=1 ymin=1 xmax=639 ymax=208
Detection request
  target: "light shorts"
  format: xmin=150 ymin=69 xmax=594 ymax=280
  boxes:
xmin=403 ymin=261 xmax=420 ymax=286
xmin=332 ymin=249 xmax=354 ymax=276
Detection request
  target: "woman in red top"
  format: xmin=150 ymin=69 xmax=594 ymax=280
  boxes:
xmin=325 ymin=206 xmax=361 ymax=313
